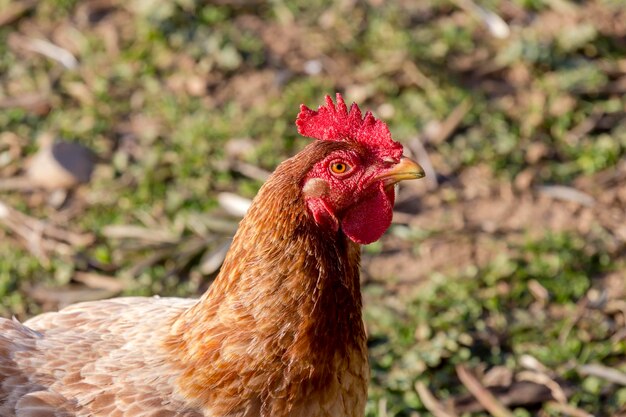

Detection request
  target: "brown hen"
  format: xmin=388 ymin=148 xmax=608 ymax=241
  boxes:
xmin=0 ymin=94 xmax=424 ymax=417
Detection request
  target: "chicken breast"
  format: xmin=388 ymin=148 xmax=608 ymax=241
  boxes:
xmin=0 ymin=297 xmax=203 ymax=417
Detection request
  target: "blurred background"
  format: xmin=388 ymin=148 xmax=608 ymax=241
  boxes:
xmin=1 ymin=0 xmax=625 ymax=415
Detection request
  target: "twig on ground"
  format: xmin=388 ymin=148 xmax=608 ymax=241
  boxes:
xmin=102 ymin=225 xmax=179 ymax=244
xmin=565 ymin=110 xmax=603 ymax=145
xmin=402 ymin=61 xmax=439 ymax=92
xmin=26 ymin=284 xmax=118 ymax=310
xmin=218 ymin=192 xmax=252 ymax=217
xmin=0 ymin=0 xmax=37 ymax=26
xmin=7 ymin=207 xmax=93 ymax=247
xmin=21 ymin=37 xmax=79 ymax=69
xmin=545 ymin=401 xmax=594 ymax=417
xmin=409 ymin=136 xmax=438 ymax=190
xmin=0 ymin=92 xmax=51 ymax=115
xmin=73 ymin=272 xmax=125 ymax=293
xmin=543 ymin=0 xmax=579 ymax=14
xmin=611 ymin=327 xmax=626 ymax=343
xmin=519 ymin=354 xmax=550 ymax=374
xmin=456 ymin=364 xmax=515 ymax=417
xmin=230 ymin=160 xmax=271 ymax=182
xmin=0 ymin=200 xmax=94 ymax=264
xmin=0 ymin=176 xmax=33 ymax=191
xmin=199 ymin=240 xmax=232 ymax=275
xmin=559 ymin=296 xmax=589 ymax=344
xmin=453 ymin=381 xmax=562 ymax=413
xmin=377 ymin=398 xmax=388 ymax=417
xmin=422 ymin=99 xmax=471 ymax=145
xmin=451 ymin=0 xmax=510 ymax=39
xmin=517 ymin=371 xmax=568 ymax=404
xmin=415 ymin=381 xmax=459 ymax=417
xmin=537 ymin=185 xmax=595 ymax=207
xmin=578 ymin=364 xmax=626 ymax=386
xmin=518 ymin=355 xmax=568 ymax=404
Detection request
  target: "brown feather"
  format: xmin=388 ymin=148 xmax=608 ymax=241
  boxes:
xmin=1 ymin=140 xmax=371 ymax=417
xmin=167 ymin=141 xmax=369 ymax=416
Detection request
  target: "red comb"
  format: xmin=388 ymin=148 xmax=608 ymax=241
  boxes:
xmin=296 ymin=93 xmax=403 ymax=159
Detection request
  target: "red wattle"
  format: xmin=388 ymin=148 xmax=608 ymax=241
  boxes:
xmin=341 ymin=183 xmax=395 ymax=244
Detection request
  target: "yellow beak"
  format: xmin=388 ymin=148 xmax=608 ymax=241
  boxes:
xmin=376 ymin=156 xmax=425 ymax=185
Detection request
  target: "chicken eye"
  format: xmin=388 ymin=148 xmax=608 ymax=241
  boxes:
xmin=330 ymin=162 xmax=350 ymax=175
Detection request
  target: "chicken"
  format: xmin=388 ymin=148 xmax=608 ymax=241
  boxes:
xmin=0 ymin=94 xmax=424 ymax=417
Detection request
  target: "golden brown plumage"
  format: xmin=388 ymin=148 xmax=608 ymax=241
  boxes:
xmin=0 ymin=95 xmax=424 ymax=417
xmin=1 ymin=297 xmax=200 ymax=417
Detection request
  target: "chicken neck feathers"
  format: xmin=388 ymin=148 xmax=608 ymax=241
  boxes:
xmin=0 ymin=141 xmax=369 ymax=417
xmin=168 ymin=142 xmax=368 ymax=416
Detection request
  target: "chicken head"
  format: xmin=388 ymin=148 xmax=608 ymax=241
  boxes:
xmin=297 ymin=94 xmax=424 ymax=244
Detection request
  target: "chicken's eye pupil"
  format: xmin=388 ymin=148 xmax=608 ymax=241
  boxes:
xmin=331 ymin=162 xmax=348 ymax=174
